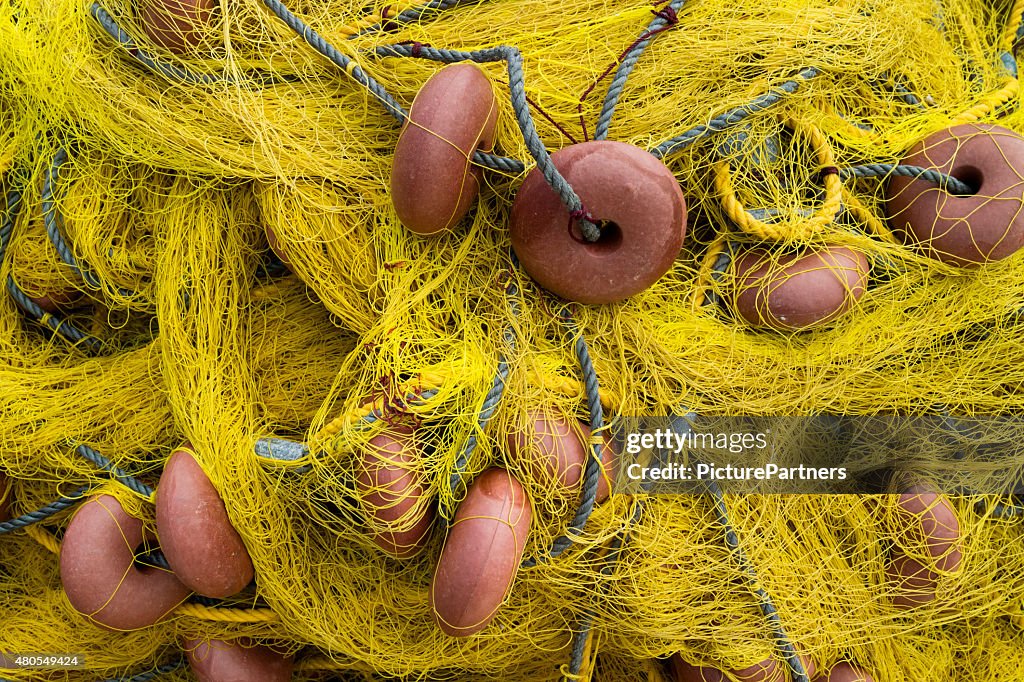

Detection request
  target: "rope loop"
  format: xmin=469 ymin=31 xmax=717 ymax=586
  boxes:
xmin=715 ymin=118 xmax=842 ymax=241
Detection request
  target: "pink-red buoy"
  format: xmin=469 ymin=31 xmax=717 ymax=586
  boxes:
xmin=356 ymin=427 xmax=434 ymax=558
xmin=141 ymin=0 xmax=215 ymax=54
xmin=60 ymin=495 xmax=189 ymax=630
xmin=732 ymin=246 xmax=869 ymax=331
xmin=812 ymin=662 xmax=874 ymax=682
xmin=510 ymin=140 xmax=686 ymax=304
xmin=431 ymin=467 xmax=532 ymax=637
xmin=886 ymin=123 xmax=1024 ymax=265
xmin=156 ymin=446 xmax=254 ymax=598
xmin=391 ymin=63 xmax=498 ymax=235
xmin=185 ymin=638 xmax=294 ymax=682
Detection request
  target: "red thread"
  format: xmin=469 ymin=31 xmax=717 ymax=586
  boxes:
xmin=397 ymin=40 xmax=428 ymax=57
xmin=651 ymin=4 xmax=678 ymax=24
xmin=380 ymin=5 xmax=398 ymax=31
xmin=567 ymin=207 xmax=599 ymax=242
xmin=525 ymin=94 xmax=580 ymax=145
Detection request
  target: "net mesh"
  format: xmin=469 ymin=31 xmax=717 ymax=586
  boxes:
xmin=0 ymin=0 xmax=1024 ymax=679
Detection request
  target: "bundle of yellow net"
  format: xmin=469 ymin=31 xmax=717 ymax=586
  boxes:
xmin=2 ymin=0 xmax=1024 ymax=679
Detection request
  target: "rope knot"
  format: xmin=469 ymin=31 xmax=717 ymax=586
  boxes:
xmin=817 ymin=165 xmax=839 ymax=183
xmin=569 ymin=206 xmax=603 ymax=242
xmin=652 ymin=4 xmax=679 ymax=24
xmin=380 ymin=5 xmax=398 ymax=31
xmin=569 ymin=208 xmax=593 ymax=222
xmin=397 ymin=40 xmax=428 ymax=57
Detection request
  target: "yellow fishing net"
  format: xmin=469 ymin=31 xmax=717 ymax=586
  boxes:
xmin=1 ymin=0 xmax=1024 ymax=679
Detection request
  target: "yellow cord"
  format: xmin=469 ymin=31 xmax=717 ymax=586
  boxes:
xmin=174 ymin=603 xmax=280 ymax=622
xmin=24 ymin=525 xmax=61 ymax=555
xmin=692 ymin=236 xmax=729 ymax=312
xmin=715 ymin=119 xmax=842 ymax=241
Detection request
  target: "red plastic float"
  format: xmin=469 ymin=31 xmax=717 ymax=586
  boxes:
xmin=155 ymin=445 xmax=254 ymax=598
xmin=506 ymin=410 xmax=616 ymax=502
xmin=670 ymin=652 xmax=816 ymax=682
xmin=185 ymin=637 xmax=294 ymax=682
xmin=886 ymin=482 xmax=962 ymax=609
xmin=813 ymin=662 xmax=873 ymax=682
xmin=356 ymin=426 xmax=434 ymax=558
xmin=510 ymin=140 xmax=687 ymax=304
xmin=60 ymin=494 xmax=189 ymax=630
xmin=142 ymin=0 xmax=215 ymax=54
xmin=732 ymin=246 xmax=869 ymax=331
xmin=886 ymin=123 xmax=1024 ymax=265
xmin=431 ymin=467 xmax=532 ymax=637
xmin=391 ymin=63 xmax=498 ymax=235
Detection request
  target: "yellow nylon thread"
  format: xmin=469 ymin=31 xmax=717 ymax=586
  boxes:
xmin=3 ymin=1 xmax=1024 ymax=680
xmin=643 ymin=659 xmax=669 ymax=682
xmin=293 ymin=655 xmax=379 ymax=672
xmin=840 ymin=187 xmax=896 ymax=243
xmin=307 ymin=368 xmax=616 ymax=457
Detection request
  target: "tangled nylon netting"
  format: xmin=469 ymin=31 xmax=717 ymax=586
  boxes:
xmin=2 ymin=0 xmax=1024 ymax=680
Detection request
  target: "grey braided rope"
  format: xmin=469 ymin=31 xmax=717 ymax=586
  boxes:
xmin=840 ymin=163 xmax=974 ymax=195
xmin=889 ymin=80 xmax=922 ymax=108
xmin=6 ymin=278 xmax=103 ymax=350
xmin=262 ymin=1 xmax=523 ymax=174
xmin=1000 ymin=51 xmax=1019 ymax=81
xmin=102 ymin=657 xmax=186 ymax=682
xmin=593 ymin=0 xmax=686 ymax=141
xmin=90 ymin=3 xmax=223 ymax=85
xmin=562 ymin=499 xmax=643 ymax=680
xmin=523 ymin=309 xmax=604 ymax=567
xmin=443 ymin=286 xmax=518 ymax=522
xmin=262 ymin=0 xmax=408 ymax=122
xmin=74 ymin=443 xmax=155 ymax=498
xmin=650 ymin=66 xmax=822 ymax=159
xmin=872 ymin=72 xmax=923 ymax=108
xmin=2 ymin=185 xmax=102 ymax=350
xmin=704 ymin=478 xmax=809 ymax=682
xmin=702 ymin=244 xmax=732 ymax=309
xmin=668 ymin=188 xmax=810 ymax=681
xmin=375 ymin=43 xmax=601 ymax=240
xmin=0 ymin=185 xmax=21 ymax=261
xmin=255 ymin=386 xmax=439 ymax=474
xmin=560 ymin=433 xmax=670 ymax=679
xmin=43 ymin=148 xmax=98 ymax=288
xmin=0 ymin=484 xmax=93 ymax=534
xmin=43 ymin=148 xmax=138 ymax=300
xmin=92 ymin=0 xmax=479 ymax=86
